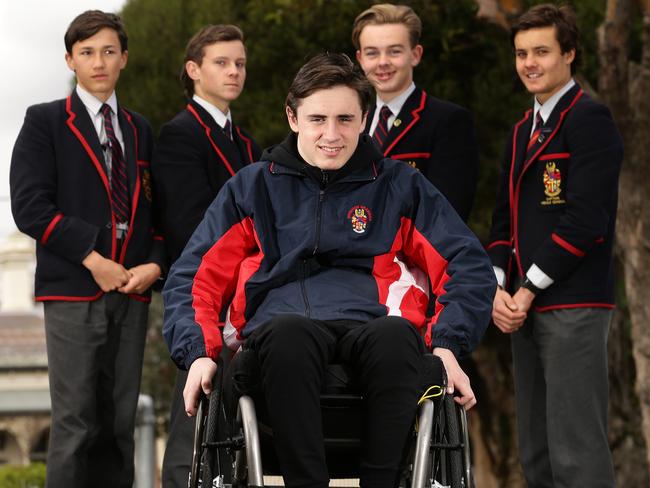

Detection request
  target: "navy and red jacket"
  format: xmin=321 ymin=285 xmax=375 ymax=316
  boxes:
xmin=365 ymin=87 xmax=478 ymax=221
xmin=10 ymin=90 xmax=165 ymax=301
xmin=163 ymin=134 xmax=495 ymax=370
xmin=153 ymin=100 xmax=261 ymax=264
xmin=487 ymin=83 xmax=623 ymax=311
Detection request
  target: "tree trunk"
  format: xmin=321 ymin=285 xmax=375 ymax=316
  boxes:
xmin=599 ymin=1 xmax=650 ymax=480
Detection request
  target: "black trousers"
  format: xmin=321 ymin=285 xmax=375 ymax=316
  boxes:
xmin=247 ymin=314 xmax=426 ymax=488
xmin=162 ymin=369 xmax=194 ymax=488
xmin=43 ymin=294 xmax=148 ymax=488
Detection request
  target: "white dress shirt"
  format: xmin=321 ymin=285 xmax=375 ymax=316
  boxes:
xmin=368 ymin=82 xmax=416 ymax=136
xmin=192 ymin=94 xmax=232 ymax=131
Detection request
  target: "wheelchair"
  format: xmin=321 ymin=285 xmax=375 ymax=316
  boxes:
xmin=188 ymin=351 xmax=473 ymax=488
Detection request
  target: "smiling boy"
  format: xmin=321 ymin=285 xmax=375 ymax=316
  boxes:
xmin=10 ymin=10 xmax=163 ymax=488
xmin=152 ymin=24 xmax=261 ymax=487
xmin=352 ymin=3 xmax=478 ymax=221
xmin=162 ymin=52 xmax=495 ymax=488
xmin=487 ymin=4 xmax=622 ymax=486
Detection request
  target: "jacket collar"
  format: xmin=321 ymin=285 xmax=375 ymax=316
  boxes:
xmin=264 ymin=133 xmax=381 ymax=184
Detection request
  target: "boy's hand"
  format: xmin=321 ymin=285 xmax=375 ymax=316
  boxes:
xmin=492 ymin=287 xmax=527 ymax=333
xmin=82 ymin=251 xmax=131 ymax=292
xmin=118 ymin=263 xmax=161 ymax=294
xmin=433 ymin=347 xmax=476 ymax=410
xmin=184 ymin=357 xmax=218 ymax=416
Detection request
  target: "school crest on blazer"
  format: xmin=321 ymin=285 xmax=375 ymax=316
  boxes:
xmin=542 ymin=161 xmax=565 ymax=205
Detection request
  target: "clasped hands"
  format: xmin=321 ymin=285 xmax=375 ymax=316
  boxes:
xmin=82 ymin=250 xmax=161 ymax=294
xmin=492 ymin=286 xmax=535 ymax=333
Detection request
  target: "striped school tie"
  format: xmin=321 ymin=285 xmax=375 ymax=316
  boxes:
xmin=372 ymin=105 xmax=392 ymax=149
xmin=101 ymin=104 xmax=130 ymax=224
xmin=528 ymin=111 xmax=544 ymax=149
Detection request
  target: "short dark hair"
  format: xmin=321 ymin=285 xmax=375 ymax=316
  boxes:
xmin=181 ymin=24 xmax=245 ymax=98
xmin=286 ymin=53 xmax=372 ymax=116
xmin=511 ymin=3 xmax=581 ymax=74
xmin=351 ymin=3 xmax=422 ymax=50
xmin=64 ymin=10 xmax=127 ymax=54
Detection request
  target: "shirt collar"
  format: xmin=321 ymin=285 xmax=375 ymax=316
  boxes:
xmin=533 ymin=78 xmax=575 ymax=125
xmin=193 ymin=94 xmax=231 ymax=129
xmin=376 ymin=82 xmax=416 ymax=117
xmin=76 ymin=84 xmax=118 ymax=116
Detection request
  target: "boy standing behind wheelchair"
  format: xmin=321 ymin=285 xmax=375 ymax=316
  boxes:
xmin=163 ymin=53 xmax=495 ymax=488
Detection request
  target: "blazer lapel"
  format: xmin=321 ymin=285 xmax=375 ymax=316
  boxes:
xmin=382 ymin=88 xmax=427 ymax=157
xmin=65 ymin=91 xmax=110 ymax=194
xmin=364 ymin=105 xmax=376 ymax=134
xmin=186 ymin=101 xmax=238 ymax=176
xmin=233 ymin=126 xmax=256 ymax=165
xmin=117 ymin=105 xmax=137 ymax=197
xmin=512 ymin=110 xmax=533 ymax=178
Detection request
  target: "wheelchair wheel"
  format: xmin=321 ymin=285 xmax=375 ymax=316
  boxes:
xmin=409 ymin=394 xmax=472 ymax=488
xmin=433 ymin=395 xmax=472 ymax=488
xmin=440 ymin=394 xmax=464 ymax=487
xmin=188 ymin=394 xmax=208 ymax=488
xmin=232 ymin=395 xmax=264 ymax=488
xmin=189 ymin=367 xmax=229 ymax=488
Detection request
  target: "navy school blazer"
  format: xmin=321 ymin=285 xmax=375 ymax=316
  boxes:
xmin=10 ymin=90 xmax=165 ymax=301
xmin=152 ymin=99 xmax=262 ymax=264
xmin=365 ymin=87 xmax=479 ymax=221
xmin=487 ymin=83 xmax=623 ymax=311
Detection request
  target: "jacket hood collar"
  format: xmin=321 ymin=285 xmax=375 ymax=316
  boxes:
xmin=261 ymin=132 xmax=383 ymax=183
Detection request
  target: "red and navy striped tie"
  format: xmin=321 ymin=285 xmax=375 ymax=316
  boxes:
xmin=101 ymin=104 xmax=130 ymax=224
xmin=528 ymin=111 xmax=543 ymax=149
xmin=224 ymin=119 xmax=233 ymax=141
xmin=372 ymin=105 xmax=392 ymax=149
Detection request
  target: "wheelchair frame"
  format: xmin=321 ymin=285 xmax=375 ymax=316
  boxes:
xmin=188 ymin=371 xmax=473 ymax=488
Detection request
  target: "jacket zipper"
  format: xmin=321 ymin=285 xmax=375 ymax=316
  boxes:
xmin=312 ymin=189 xmax=325 ymax=254
xmin=303 ymin=173 xmax=328 ymax=317
xmin=300 ymin=259 xmax=310 ymax=317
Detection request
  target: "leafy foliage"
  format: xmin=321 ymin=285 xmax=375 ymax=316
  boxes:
xmin=118 ymin=0 xmax=530 ymax=237
xmin=0 ymin=463 xmax=46 ymax=488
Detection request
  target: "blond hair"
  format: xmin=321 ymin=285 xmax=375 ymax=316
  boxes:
xmin=351 ymin=3 xmax=422 ymax=49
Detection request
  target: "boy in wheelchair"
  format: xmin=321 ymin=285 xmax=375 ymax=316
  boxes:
xmin=163 ymin=52 xmax=495 ymax=488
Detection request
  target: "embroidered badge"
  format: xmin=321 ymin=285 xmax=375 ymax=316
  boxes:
xmin=541 ymin=161 xmax=566 ymax=206
xmin=142 ymin=168 xmax=153 ymax=203
xmin=347 ymin=205 xmax=373 ymax=234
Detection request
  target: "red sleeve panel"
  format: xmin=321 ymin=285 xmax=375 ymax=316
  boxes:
xmin=191 ymin=216 xmax=259 ymax=359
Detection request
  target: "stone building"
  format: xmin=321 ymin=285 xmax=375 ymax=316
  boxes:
xmin=0 ymin=232 xmax=50 ymax=465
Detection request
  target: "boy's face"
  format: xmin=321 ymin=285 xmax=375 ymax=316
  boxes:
xmin=186 ymin=40 xmax=246 ymax=114
xmin=286 ymin=85 xmax=367 ymax=170
xmin=356 ymin=23 xmax=422 ymax=102
xmin=514 ymin=26 xmax=574 ymax=104
xmin=65 ymin=27 xmax=127 ymax=102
